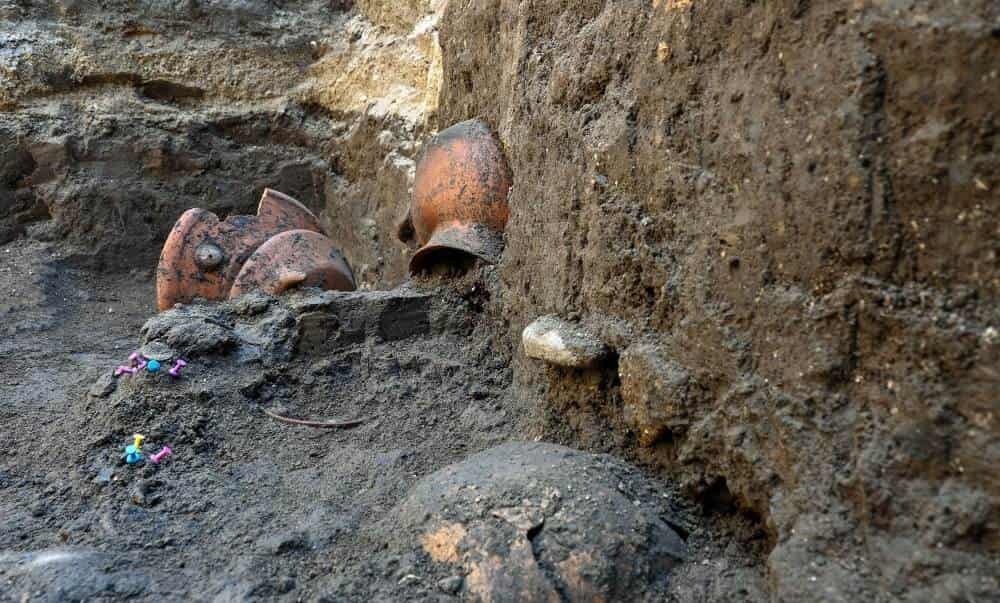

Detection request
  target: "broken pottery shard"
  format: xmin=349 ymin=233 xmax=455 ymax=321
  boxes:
xmin=619 ymin=344 xmax=705 ymax=447
xmin=155 ymin=188 xmax=325 ymax=311
xmin=256 ymin=189 xmax=324 ymax=233
xmin=229 ymin=229 xmax=356 ymax=299
xmin=522 ymin=315 xmax=608 ymax=368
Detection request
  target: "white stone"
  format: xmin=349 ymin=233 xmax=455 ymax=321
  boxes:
xmin=522 ymin=316 xmax=608 ymax=368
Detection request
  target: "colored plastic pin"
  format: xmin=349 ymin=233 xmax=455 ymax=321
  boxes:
xmin=130 ymin=351 xmax=150 ymax=370
xmin=146 ymin=359 xmax=161 ymax=373
xmin=168 ymin=359 xmax=187 ymax=377
xmin=124 ymin=435 xmax=145 ymax=464
xmin=115 ymin=366 xmax=138 ymax=377
xmin=124 ymin=444 xmax=143 ymax=464
xmin=150 ymin=446 xmax=172 ymax=464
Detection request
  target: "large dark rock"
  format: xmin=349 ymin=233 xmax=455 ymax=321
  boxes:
xmin=388 ymin=442 xmax=688 ymax=602
xmin=0 ymin=550 xmax=153 ymax=602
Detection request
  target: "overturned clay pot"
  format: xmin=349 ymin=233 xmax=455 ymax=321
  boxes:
xmin=156 ymin=189 xmax=353 ymax=311
xmin=400 ymin=119 xmax=512 ymax=274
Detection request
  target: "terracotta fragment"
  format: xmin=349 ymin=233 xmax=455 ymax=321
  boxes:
xmin=156 ymin=189 xmax=331 ymax=310
xmin=229 ymin=229 xmax=356 ymax=298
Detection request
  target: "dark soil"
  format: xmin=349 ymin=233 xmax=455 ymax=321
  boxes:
xmin=2 ymin=0 xmax=997 ymax=601
xmin=0 ymin=245 xmax=761 ymax=600
xmin=436 ymin=2 xmax=999 ymax=600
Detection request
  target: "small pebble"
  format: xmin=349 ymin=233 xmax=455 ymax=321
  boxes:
xmin=398 ymin=574 xmax=422 ymax=587
xmin=437 ymin=575 xmax=463 ymax=595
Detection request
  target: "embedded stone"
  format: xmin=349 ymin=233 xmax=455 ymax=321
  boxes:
xmin=619 ymin=344 xmax=706 ymax=447
xmin=88 ymin=372 xmax=117 ymax=398
xmin=521 ymin=316 xmax=608 ymax=368
xmin=139 ymin=341 xmax=177 ymax=362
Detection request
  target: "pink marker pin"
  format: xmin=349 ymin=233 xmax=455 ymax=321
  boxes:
xmin=128 ymin=352 xmax=142 ymax=367
xmin=115 ymin=366 xmax=138 ymax=376
xmin=150 ymin=446 xmax=172 ymax=464
xmin=168 ymin=359 xmax=187 ymax=377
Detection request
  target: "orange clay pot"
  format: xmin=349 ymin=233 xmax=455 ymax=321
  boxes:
xmin=401 ymin=119 xmax=512 ymax=274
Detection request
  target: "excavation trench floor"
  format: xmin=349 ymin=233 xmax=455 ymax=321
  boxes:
xmin=0 ymin=240 xmax=750 ymax=602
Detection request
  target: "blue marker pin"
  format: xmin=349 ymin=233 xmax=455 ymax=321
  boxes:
xmin=124 ymin=434 xmax=145 ymax=464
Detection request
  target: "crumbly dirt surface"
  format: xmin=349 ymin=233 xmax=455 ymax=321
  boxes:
xmin=435 ymin=1 xmax=999 ymax=600
xmin=2 ymin=1 xmax=998 ymax=601
xmin=0 ymin=245 xmax=761 ymax=601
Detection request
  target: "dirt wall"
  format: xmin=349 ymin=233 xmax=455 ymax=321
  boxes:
xmin=432 ymin=0 xmax=999 ymax=600
xmin=2 ymin=0 xmax=997 ymax=599
xmin=0 ymin=0 xmax=443 ymax=286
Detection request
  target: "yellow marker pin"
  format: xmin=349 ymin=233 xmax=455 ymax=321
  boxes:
xmin=133 ymin=434 xmax=145 ymax=451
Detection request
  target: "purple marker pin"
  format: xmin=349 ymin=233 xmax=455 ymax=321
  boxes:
xmin=168 ymin=359 xmax=187 ymax=378
xmin=150 ymin=446 xmax=172 ymax=463
xmin=128 ymin=352 xmax=142 ymax=367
